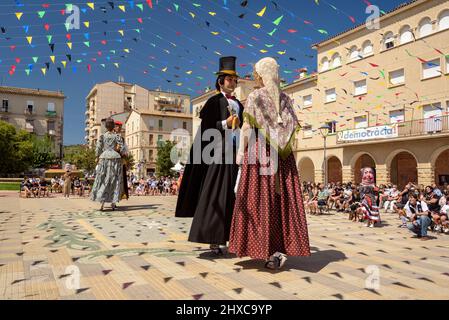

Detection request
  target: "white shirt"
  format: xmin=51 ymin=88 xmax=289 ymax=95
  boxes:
xmin=441 ymin=204 xmax=449 ymax=215
xmin=221 ymin=92 xmax=240 ymax=130
xmin=404 ymin=200 xmax=429 ymax=218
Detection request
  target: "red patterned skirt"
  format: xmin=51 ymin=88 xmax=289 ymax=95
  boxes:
xmin=229 ymin=140 xmax=311 ymax=260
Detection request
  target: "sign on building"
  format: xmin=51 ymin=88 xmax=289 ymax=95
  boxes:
xmin=337 ymin=124 xmax=398 ymax=142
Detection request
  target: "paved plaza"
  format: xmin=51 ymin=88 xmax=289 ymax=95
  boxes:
xmin=0 ymin=192 xmax=448 ymax=300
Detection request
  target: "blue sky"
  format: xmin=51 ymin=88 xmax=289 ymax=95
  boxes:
xmin=0 ymin=0 xmax=407 ymax=145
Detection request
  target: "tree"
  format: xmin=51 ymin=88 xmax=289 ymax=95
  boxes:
xmin=156 ymin=140 xmax=176 ymax=177
xmin=63 ymin=145 xmax=96 ymax=174
xmin=31 ymin=134 xmax=56 ymax=169
xmin=123 ymin=152 xmax=135 ymax=171
xmin=0 ymin=121 xmax=34 ymax=175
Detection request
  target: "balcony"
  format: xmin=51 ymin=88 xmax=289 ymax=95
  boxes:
xmin=155 ymin=97 xmax=183 ymax=113
xmin=336 ymin=116 xmax=449 ymax=144
xmin=46 ymin=111 xmax=57 ymax=118
xmin=1 ymin=107 xmax=8 ymax=113
xmin=24 ymin=109 xmax=34 ymax=115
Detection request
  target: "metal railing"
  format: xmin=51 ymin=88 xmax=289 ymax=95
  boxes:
xmin=336 ymin=115 xmax=449 ymax=144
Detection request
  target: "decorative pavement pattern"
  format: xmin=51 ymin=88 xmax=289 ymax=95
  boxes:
xmin=1 ymin=192 xmax=449 ymax=300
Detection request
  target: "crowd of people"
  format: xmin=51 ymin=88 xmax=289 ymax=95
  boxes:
xmin=20 ymin=174 xmax=92 ymax=198
xmin=127 ymin=174 xmax=182 ymax=196
xmin=302 ymin=181 xmax=449 ymax=238
xmin=20 ymin=173 xmax=182 ymax=198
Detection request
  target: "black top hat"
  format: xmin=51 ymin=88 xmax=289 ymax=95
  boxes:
xmin=216 ymin=56 xmax=239 ymax=77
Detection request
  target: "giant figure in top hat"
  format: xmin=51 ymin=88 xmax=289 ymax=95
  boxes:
xmin=175 ymin=56 xmax=244 ymax=255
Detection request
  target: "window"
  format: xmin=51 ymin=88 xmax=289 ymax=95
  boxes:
xmin=389 ymin=110 xmax=405 ymax=124
xmin=354 ymin=80 xmax=367 ymax=96
xmin=423 ymin=103 xmax=443 ymax=132
xmin=362 ymin=40 xmax=373 ymax=56
xmin=47 ymin=121 xmax=55 ymax=131
xmin=399 ymin=25 xmax=413 ymax=44
xmin=349 ymin=46 xmax=360 ymax=61
xmin=149 ymin=150 xmax=154 ymax=160
xmin=446 ymin=56 xmax=449 ymax=74
xmin=303 ymin=95 xmax=312 ymax=108
xmin=1 ymin=99 xmax=8 ymax=112
xmin=158 ymin=119 xmax=163 ymax=130
xmin=384 ymin=32 xmax=395 ymax=50
xmin=331 ymin=53 xmax=341 ymax=68
xmin=303 ymin=125 xmax=313 ymax=138
xmin=389 ymin=69 xmax=405 ymax=85
xmin=148 ymin=119 xmax=154 ymax=130
xmin=422 ymin=58 xmax=441 ymax=79
xmin=149 ymin=134 xmax=153 ymax=145
xmin=183 ymin=122 xmax=187 ymax=130
xmin=157 ymin=135 xmax=164 ymax=147
xmin=354 ymin=115 xmax=368 ymax=129
xmin=325 ymin=88 xmax=336 ymax=103
xmin=419 ymin=17 xmax=433 ymax=38
xmin=173 ymin=121 xmax=179 ymax=129
xmin=320 ymin=58 xmax=329 ymax=72
xmin=47 ymin=102 xmax=55 ymax=112
xmin=326 ymin=121 xmax=337 ymax=134
xmin=438 ymin=10 xmax=449 ymax=31
xmin=27 ymin=101 xmax=34 ymax=114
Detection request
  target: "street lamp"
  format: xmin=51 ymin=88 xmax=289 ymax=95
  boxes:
xmin=319 ymin=124 xmax=331 ymax=186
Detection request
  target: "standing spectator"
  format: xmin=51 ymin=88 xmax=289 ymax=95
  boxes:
xmin=63 ymin=170 xmax=72 ymax=199
xmin=406 ymin=194 xmax=432 ymax=241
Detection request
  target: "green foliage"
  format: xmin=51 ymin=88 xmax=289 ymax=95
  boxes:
xmin=0 ymin=121 xmax=35 ymax=175
xmin=30 ymin=134 xmax=56 ymax=169
xmin=156 ymin=140 xmax=176 ymax=177
xmin=63 ymin=145 xmax=97 ymax=174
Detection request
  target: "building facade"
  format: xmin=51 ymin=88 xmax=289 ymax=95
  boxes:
xmin=0 ymin=86 xmax=65 ymax=157
xmin=85 ymin=81 xmax=141 ymax=148
xmin=285 ymin=0 xmax=449 ymax=188
xmin=125 ymin=92 xmax=192 ymax=177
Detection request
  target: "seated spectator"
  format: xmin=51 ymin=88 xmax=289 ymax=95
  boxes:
xmin=406 ymin=194 xmax=433 ymax=241
xmin=317 ymin=184 xmax=330 ymax=214
xmin=73 ymin=178 xmax=82 ymax=196
xmin=328 ymin=185 xmax=343 ymax=211
xmin=383 ymin=185 xmax=400 ymax=213
xmin=439 ymin=197 xmax=449 ymax=234
xmin=39 ymin=178 xmax=50 ymax=197
xmin=394 ymin=183 xmax=411 ymax=218
xmin=20 ymin=177 xmax=33 ymax=198
xmin=349 ymin=189 xmax=362 ymax=222
xmin=378 ymin=184 xmax=390 ymax=209
xmin=30 ymin=177 xmax=40 ymax=198
xmin=307 ymin=185 xmax=319 ymax=215
xmin=337 ymin=184 xmax=352 ymax=213
xmin=424 ymin=185 xmax=441 ymax=217
xmin=82 ymin=179 xmax=91 ymax=196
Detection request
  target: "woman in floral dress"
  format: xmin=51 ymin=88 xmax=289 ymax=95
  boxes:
xmin=90 ymin=118 xmax=124 ymax=211
xmin=228 ymin=57 xmax=310 ymax=269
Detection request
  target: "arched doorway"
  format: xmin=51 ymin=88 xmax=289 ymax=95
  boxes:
xmin=390 ymin=151 xmax=417 ymax=188
xmin=327 ymin=156 xmax=342 ymax=184
xmin=354 ymin=154 xmax=376 ymax=184
xmin=434 ymin=149 xmax=449 ymax=186
xmin=298 ymin=157 xmax=315 ymax=182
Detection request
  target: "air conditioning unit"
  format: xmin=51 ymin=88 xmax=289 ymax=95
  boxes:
xmin=48 ymin=130 xmax=56 ymax=136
